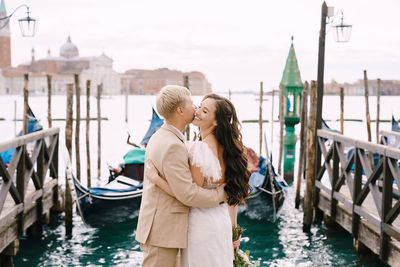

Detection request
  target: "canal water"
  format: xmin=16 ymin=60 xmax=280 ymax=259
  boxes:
xmin=1 ymin=94 xmax=397 ymax=266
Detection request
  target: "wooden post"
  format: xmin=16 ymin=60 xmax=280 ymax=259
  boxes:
xmin=86 ymin=80 xmax=91 ymax=187
xmin=23 ymin=74 xmax=29 ymax=135
xmin=18 ymin=75 xmax=28 ymax=237
xmin=183 ymin=75 xmax=190 ymax=141
xmin=14 ymin=100 xmax=17 ymax=136
xmin=340 ymin=87 xmax=344 ymax=134
xmin=228 ymin=89 xmax=231 ymax=100
xmin=295 ymin=82 xmax=308 ymax=209
xmin=313 ymin=2 xmax=328 ymax=225
xmin=97 ymin=83 xmax=102 ymax=178
xmin=363 ymin=70 xmax=373 ymax=168
xmin=376 ymin=79 xmax=381 ymax=143
xmin=278 ymin=84 xmax=285 ymax=175
xmin=259 ymin=82 xmax=263 ymax=156
xmin=303 ymin=80 xmax=317 ymax=233
xmin=74 ymin=74 xmax=81 ymax=181
xmin=47 ymin=74 xmax=52 ymax=128
xmin=125 ymin=89 xmax=128 ymax=123
xmin=271 ymin=89 xmax=274 ymax=146
xmin=65 ymin=83 xmax=74 ymax=236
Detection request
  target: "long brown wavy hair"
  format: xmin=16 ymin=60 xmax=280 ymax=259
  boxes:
xmin=202 ymin=94 xmax=251 ymax=206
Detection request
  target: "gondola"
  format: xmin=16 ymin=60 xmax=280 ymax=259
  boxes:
xmin=72 ymin=108 xmax=162 ymax=226
xmin=240 ymin=155 xmax=287 ymax=222
xmin=73 ymin=109 xmax=163 ymax=225
xmin=239 ymin=131 xmax=288 ymax=222
xmin=72 ymin=147 xmax=145 ymax=226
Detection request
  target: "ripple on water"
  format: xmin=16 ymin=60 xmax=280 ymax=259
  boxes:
xmin=14 ymin=185 xmax=387 ymax=266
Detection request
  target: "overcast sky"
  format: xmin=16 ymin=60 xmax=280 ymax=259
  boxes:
xmin=6 ymin=0 xmax=400 ymax=92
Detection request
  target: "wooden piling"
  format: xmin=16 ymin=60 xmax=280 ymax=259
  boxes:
xmin=47 ymin=74 xmax=52 ymax=128
xmin=376 ymin=79 xmax=381 ymax=143
xmin=295 ymin=81 xmax=308 ymax=209
xmin=97 ymin=83 xmax=102 ymax=178
xmin=303 ymin=80 xmax=317 ymax=233
xmin=86 ymin=80 xmax=91 ymax=187
xmin=278 ymin=84 xmax=285 ymax=175
xmin=363 ymin=70 xmax=373 ymax=167
xmin=259 ymin=82 xmax=263 ymax=156
xmin=340 ymin=87 xmax=344 ymax=134
xmin=125 ymin=89 xmax=128 ymax=123
xmin=184 ymin=75 xmax=190 ymax=141
xmin=74 ymin=74 xmax=81 ymax=181
xmin=14 ymin=100 xmax=16 ymax=136
xmin=65 ymin=83 xmax=74 ymax=236
xmin=229 ymin=89 xmax=231 ymax=100
xmin=271 ymin=89 xmax=274 ymax=146
xmin=23 ymin=74 xmax=29 ymax=135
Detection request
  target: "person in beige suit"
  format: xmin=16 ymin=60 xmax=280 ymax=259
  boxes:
xmin=135 ymin=85 xmax=226 ymax=267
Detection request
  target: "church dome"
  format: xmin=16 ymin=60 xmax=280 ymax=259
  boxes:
xmin=60 ymin=36 xmax=79 ymax=58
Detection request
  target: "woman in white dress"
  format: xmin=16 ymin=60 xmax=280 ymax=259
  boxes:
xmin=146 ymin=94 xmax=251 ymax=267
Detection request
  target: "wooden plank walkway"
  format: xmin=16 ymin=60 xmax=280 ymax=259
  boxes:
xmin=0 ymin=128 xmax=60 ymax=266
xmin=315 ymin=129 xmax=400 ymax=267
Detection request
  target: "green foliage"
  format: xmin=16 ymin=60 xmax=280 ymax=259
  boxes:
xmin=232 ymin=226 xmax=260 ymax=267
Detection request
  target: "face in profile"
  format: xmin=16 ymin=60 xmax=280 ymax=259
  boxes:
xmin=180 ymin=96 xmax=196 ymax=124
xmin=193 ymin=97 xmax=217 ymax=132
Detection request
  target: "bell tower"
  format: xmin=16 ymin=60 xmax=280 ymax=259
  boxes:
xmin=0 ymin=0 xmax=11 ymax=69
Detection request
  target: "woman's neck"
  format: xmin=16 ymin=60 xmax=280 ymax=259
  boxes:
xmin=200 ymin=127 xmax=214 ymax=142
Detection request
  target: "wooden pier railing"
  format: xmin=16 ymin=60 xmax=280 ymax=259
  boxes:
xmin=314 ymin=129 xmax=400 ymax=266
xmin=0 ymin=128 xmax=60 ymax=266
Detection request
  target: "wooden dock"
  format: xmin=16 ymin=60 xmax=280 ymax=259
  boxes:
xmin=0 ymin=128 xmax=60 ymax=267
xmin=314 ymin=129 xmax=400 ymax=267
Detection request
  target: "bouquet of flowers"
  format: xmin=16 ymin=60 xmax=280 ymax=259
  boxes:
xmin=232 ymin=225 xmax=260 ymax=267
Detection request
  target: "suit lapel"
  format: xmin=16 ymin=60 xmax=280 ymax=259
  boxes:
xmin=162 ymin=124 xmax=185 ymax=143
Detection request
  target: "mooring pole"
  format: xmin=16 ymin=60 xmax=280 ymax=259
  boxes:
xmin=47 ymin=74 xmax=52 ymax=128
xmin=65 ymin=83 xmax=74 ymax=236
xmin=184 ymin=75 xmax=190 ymax=141
xmin=304 ymin=81 xmax=317 ymax=232
xmin=363 ymin=70 xmax=373 ymax=168
xmin=74 ymin=74 xmax=81 ymax=181
xmin=23 ymin=74 xmax=29 ymax=135
xmin=271 ymin=89 xmax=275 ymax=146
xmin=86 ymin=80 xmax=91 ymax=187
xmin=278 ymin=84 xmax=285 ymax=175
xmin=295 ymin=81 xmax=309 ymax=209
xmin=125 ymin=89 xmax=128 ymax=123
xmin=340 ymin=87 xmax=344 ymax=134
xmin=97 ymin=83 xmax=102 ymax=178
xmin=313 ymin=1 xmax=328 ymax=226
xmin=14 ymin=100 xmax=17 ymax=136
xmin=376 ymin=79 xmax=381 ymax=143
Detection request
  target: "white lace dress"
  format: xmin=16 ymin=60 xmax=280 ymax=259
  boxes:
xmin=181 ymin=141 xmax=233 ymax=267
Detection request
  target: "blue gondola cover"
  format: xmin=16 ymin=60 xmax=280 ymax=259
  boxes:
xmin=0 ymin=106 xmax=43 ymax=165
xmin=140 ymin=108 xmax=163 ymax=146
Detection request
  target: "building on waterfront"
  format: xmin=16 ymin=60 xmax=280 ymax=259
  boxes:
xmin=121 ymin=68 xmax=212 ymax=95
xmin=0 ymin=0 xmax=211 ymax=96
xmin=0 ymin=35 xmax=121 ymax=95
xmin=324 ymin=79 xmax=400 ymax=96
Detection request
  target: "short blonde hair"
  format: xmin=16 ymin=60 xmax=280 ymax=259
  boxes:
xmin=156 ymin=85 xmax=191 ymax=119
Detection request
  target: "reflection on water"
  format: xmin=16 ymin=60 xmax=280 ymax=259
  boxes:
xmin=15 ymin=186 xmax=387 ymax=266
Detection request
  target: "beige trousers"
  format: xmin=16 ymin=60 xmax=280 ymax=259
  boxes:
xmin=141 ymin=244 xmax=181 ymax=267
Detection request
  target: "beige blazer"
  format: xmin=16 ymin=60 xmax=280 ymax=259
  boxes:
xmin=135 ymin=123 xmax=225 ymax=248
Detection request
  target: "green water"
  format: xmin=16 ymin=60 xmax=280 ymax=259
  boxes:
xmin=14 ymin=186 xmax=387 ymax=266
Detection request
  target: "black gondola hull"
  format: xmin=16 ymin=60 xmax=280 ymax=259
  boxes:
xmin=239 ymin=170 xmax=286 ymax=221
xmin=74 ymin=177 xmax=143 ymax=226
